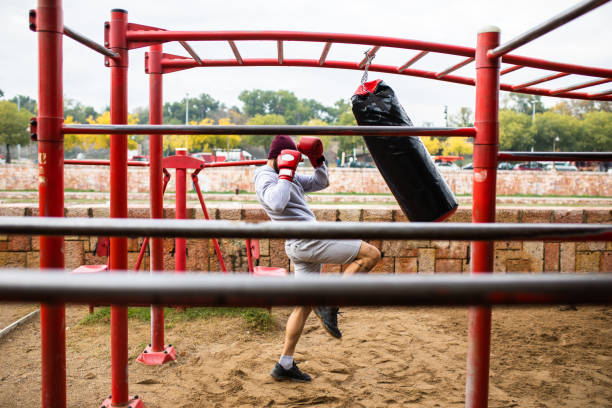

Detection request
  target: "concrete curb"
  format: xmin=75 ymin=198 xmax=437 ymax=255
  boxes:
xmin=0 ymin=309 xmax=40 ymax=341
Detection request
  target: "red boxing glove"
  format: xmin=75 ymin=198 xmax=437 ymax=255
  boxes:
xmin=297 ymin=136 xmax=325 ymax=168
xmin=277 ymin=149 xmax=301 ymax=181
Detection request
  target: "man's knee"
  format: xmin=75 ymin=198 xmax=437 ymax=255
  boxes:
xmin=357 ymin=242 xmax=381 ymax=270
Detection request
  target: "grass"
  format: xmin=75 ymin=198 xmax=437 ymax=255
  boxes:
xmin=80 ymin=306 xmax=275 ymax=332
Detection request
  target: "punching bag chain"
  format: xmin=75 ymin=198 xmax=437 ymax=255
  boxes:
xmin=360 ymin=49 xmax=376 ymax=93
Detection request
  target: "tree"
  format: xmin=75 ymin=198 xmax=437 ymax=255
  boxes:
xmin=64 ymin=110 xmax=140 ymax=152
xmin=421 ymin=136 xmax=444 ymax=155
xmin=241 ymin=114 xmax=287 ymax=152
xmin=64 ymin=98 xmax=97 ymax=122
xmin=0 ymin=89 xmax=4 ymax=98
xmin=551 ymin=100 xmax=612 ymax=119
xmin=164 ymin=93 xmax=224 ymax=124
xmin=448 ymin=107 xmax=473 ymax=127
xmin=499 ymin=110 xmax=535 ymax=151
xmin=9 ymin=95 xmax=37 ymax=115
xmin=0 ymin=101 xmax=32 ymax=163
xmin=533 ymin=111 xmax=580 ymax=152
xmin=576 ymin=111 xmax=612 ymax=151
xmin=443 ymin=137 xmax=473 ymax=156
xmin=501 ymin=92 xmax=546 ymax=116
xmin=238 ymin=89 xmax=330 ymax=125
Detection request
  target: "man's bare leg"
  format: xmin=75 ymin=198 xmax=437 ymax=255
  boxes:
xmin=281 ymin=306 xmax=312 ymax=356
xmin=344 ymin=241 xmax=381 ymax=275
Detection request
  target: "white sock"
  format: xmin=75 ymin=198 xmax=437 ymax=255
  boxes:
xmin=279 ymin=355 xmax=293 ymax=370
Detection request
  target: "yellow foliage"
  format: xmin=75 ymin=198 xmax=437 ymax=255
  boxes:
xmin=64 ymin=111 xmax=140 ymax=151
xmin=163 ymin=117 xmax=242 ymax=154
xmin=443 ymin=137 xmax=473 ymax=156
xmin=420 ymin=137 xmax=444 ymax=155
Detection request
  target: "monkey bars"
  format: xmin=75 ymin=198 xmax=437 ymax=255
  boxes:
xmin=28 ymin=0 xmax=612 ymax=407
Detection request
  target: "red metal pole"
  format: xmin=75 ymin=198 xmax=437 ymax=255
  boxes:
xmin=175 ymin=148 xmax=187 ymax=274
xmin=36 ymin=1 xmax=66 ymax=407
xmin=108 ymin=8 xmax=130 ymax=407
xmin=466 ymin=27 xmax=500 ymax=408
xmin=149 ymin=43 xmax=166 ymax=353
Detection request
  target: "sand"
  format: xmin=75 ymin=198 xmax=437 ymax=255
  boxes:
xmin=0 ymin=305 xmax=611 ymax=407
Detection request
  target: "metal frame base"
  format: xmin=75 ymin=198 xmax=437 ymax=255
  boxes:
xmin=101 ymin=395 xmax=145 ymax=408
xmin=137 ymin=345 xmax=176 ymax=365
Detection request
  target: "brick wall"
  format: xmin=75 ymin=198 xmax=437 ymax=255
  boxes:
xmin=1 ymin=164 xmax=610 ymax=196
xmin=0 ymin=204 xmax=610 ymax=274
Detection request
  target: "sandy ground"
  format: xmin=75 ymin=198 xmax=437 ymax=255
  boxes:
xmin=0 ymin=305 xmax=611 ymax=407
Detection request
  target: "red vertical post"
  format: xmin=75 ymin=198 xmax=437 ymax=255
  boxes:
xmin=175 ymin=148 xmax=187 ymax=273
xmin=466 ymin=27 xmax=500 ymax=408
xmin=136 ymin=44 xmax=176 ymax=366
xmin=36 ymin=1 xmax=66 ymax=407
xmin=107 ymin=8 xmax=131 ymax=408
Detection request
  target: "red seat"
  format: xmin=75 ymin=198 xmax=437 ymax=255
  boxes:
xmin=253 ymin=266 xmax=287 ymax=277
xmin=72 ymin=264 xmax=108 ymax=274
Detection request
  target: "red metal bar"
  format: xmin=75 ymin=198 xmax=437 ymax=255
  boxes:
xmin=467 ymin=27 xmax=500 ymax=408
xmin=63 ymin=123 xmax=478 ymax=136
xmin=488 ymin=0 xmax=610 ymax=58
xmin=175 ymin=148 xmax=187 ymax=274
xmin=512 ymin=72 xmax=569 ymax=91
xmin=126 ymin=30 xmax=476 ymax=57
xmin=499 ymin=65 xmax=522 ymax=76
xmin=398 ymin=50 xmax=428 ymax=72
xmin=436 ymin=57 xmax=475 ymax=79
xmin=551 ymin=78 xmax=612 ymax=95
xmin=246 ymin=239 xmax=254 ymax=273
xmin=318 ymin=42 xmax=332 ymax=66
xmin=588 ymin=88 xmax=612 ymax=98
xmin=501 ymin=53 xmax=612 ymax=78
xmin=64 ymin=159 xmax=148 ymax=166
xmin=108 ymin=8 xmax=130 ymax=407
xmin=37 ymin=0 xmax=66 ymax=406
xmin=227 ymin=40 xmax=243 ymax=64
xmin=191 ymin=170 xmax=227 ymax=273
xmin=204 ymin=159 xmax=267 ymax=168
xmin=359 ymin=46 xmax=380 ymax=68
xmin=498 ymin=151 xmax=612 ymax=162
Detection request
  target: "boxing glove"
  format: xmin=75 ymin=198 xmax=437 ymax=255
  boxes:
xmin=297 ymin=136 xmax=325 ymax=168
xmin=277 ymin=149 xmax=301 ymax=182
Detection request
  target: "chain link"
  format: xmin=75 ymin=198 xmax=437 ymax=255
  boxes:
xmin=360 ymin=49 xmax=376 ymax=93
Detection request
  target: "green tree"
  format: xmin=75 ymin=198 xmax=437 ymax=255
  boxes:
xmin=164 ymin=93 xmax=224 ymax=124
xmin=533 ymin=111 xmax=580 ymax=152
xmin=499 ymin=109 xmax=535 ymax=151
xmin=242 ymin=114 xmax=286 ymax=151
xmin=551 ymin=100 xmax=612 ymax=119
xmin=238 ymin=89 xmax=329 ymax=124
xmin=0 ymin=101 xmax=32 ymax=163
xmin=576 ymin=111 xmax=612 ymax=151
xmin=448 ymin=107 xmax=473 ymax=127
xmin=502 ymin=92 xmax=546 ymax=116
xmin=9 ymin=95 xmax=37 ymax=115
xmin=64 ymin=97 xmax=97 ymax=123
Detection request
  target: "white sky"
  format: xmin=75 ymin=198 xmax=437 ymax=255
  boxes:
xmin=1 ymin=0 xmax=611 ymax=126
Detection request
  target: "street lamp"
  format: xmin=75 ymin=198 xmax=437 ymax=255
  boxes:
xmin=553 ymin=136 xmax=560 ymax=152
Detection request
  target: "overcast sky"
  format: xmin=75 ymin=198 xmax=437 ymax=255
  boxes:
xmin=1 ymin=0 xmax=610 ymax=125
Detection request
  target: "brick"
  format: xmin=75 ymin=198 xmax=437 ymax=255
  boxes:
xmin=435 ymin=259 xmax=462 ymax=273
xmin=8 ymin=235 xmax=31 ymax=251
xmin=521 ymin=209 xmax=552 ymax=224
xmin=462 ymin=259 xmax=470 ymax=273
xmin=83 ymin=253 xmax=109 ymax=267
xmin=127 ymin=237 xmax=142 ymax=252
xmin=601 ymin=251 xmax=612 ymax=273
xmin=338 ymin=208 xmax=362 ymax=222
xmin=91 ymin=207 xmax=110 ymax=218
xmin=26 ymin=251 xmax=40 ymax=268
xmin=506 ymin=259 xmax=532 ymax=273
xmin=495 ymin=208 xmax=520 ymax=223
xmin=186 ymin=238 xmax=209 ymax=272
xmin=381 ymin=241 xmax=419 ymax=257
xmin=370 ymin=256 xmax=394 ymax=274
xmin=65 ymin=241 xmax=84 ymax=270
xmin=0 ymin=206 xmax=26 ymax=216
xmin=576 ymin=251 xmax=601 ymax=273
xmin=363 ymin=208 xmax=392 ymax=222
xmin=495 ymin=241 xmax=522 ymax=250
xmin=447 ymin=208 xmax=471 ymax=223
xmin=431 ymin=240 xmax=450 ymax=250
xmin=269 ymin=239 xmax=289 ymax=270
xmin=560 ymin=243 xmax=576 ymax=273
xmin=437 ymin=241 xmax=469 ymax=259
xmin=217 ymin=206 xmax=242 ymax=221
xmin=585 ymin=209 xmax=611 ymax=224
xmin=418 ymin=248 xmax=435 ymax=274
xmin=523 ymin=242 xmax=544 ymax=272
xmin=129 ymin=207 xmax=151 ymax=219
xmin=0 ymin=241 xmax=7 ymax=251
xmin=0 ymin=252 xmax=27 ymax=267
xmin=395 ymin=257 xmax=417 ymax=273
xmin=392 ymin=209 xmax=408 ymax=222
xmin=494 ymin=249 xmax=522 ymax=273
xmin=65 ymin=207 xmax=90 ymax=218
xmin=576 ymin=242 xmax=606 ymax=251
xmin=243 ymin=206 xmax=269 ymax=222
xmin=552 ymin=209 xmax=583 ymax=224
xmin=312 ymin=208 xmax=337 ymax=221
xmin=544 ymin=242 xmax=560 ymax=272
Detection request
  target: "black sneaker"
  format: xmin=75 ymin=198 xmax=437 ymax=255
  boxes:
xmin=270 ymin=362 xmax=312 ymax=382
xmin=314 ymin=307 xmax=342 ymax=339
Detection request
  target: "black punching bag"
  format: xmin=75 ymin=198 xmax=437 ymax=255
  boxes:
xmin=351 ymin=79 xmax=458 ymax=222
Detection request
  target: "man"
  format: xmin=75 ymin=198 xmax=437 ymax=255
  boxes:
xmin=254 ymin=134 xmax=381 ymax=382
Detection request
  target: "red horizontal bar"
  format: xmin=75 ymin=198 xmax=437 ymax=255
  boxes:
xmin=512 ymin=72 xmax=569 ymax=91
xmin=500 ymin=65 xmax=523 ymax=76
xmin=498 ymin=151 xmax=612 ymax=162
xmin=551 ymin=78 xmax=612 ymax=95
xmin=126 ymin=30 xmax=476 ymax=57
xmin=499 ymin=82 xmax=612 ymax=101
xmin=588 ymin=88 xmax=612 ymax=98
xmin=62 ymin=124 xmax=477 ymax=137
xmin=204 ymin=160 xmax=267 ymax=168
xmin=501 ymin=53 xmax=612 ymax=78
xmin=64 ymin=159 xmax=149 ymax=167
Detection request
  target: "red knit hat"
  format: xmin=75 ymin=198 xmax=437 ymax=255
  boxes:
xmin=268 ymin=135 xmax=297 ymax=159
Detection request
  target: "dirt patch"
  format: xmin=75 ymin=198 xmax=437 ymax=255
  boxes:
xmin=0 ymin=304 xmax=38 ymax=329
xmin=0 ymin=305 xmax=610 ymax=407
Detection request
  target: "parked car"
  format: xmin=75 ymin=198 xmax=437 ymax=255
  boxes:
xmin=435 ymin=161 xmax=460 ymax=171
xmin=497 ymin=162 xmax=514 ymax=170
xmin=129 ymin=155 xmax=149 ymax=162
xmin=462 ymin=162 xmax=473 ymax=170
xmin=545 ymin=161 xmax=578 ymax=171
xmin=513 ymin=162 xmax=545 ymax=171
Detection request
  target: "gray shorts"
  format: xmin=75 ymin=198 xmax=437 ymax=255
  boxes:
xmin=285 ymin=239 xmax=362 ymax=276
